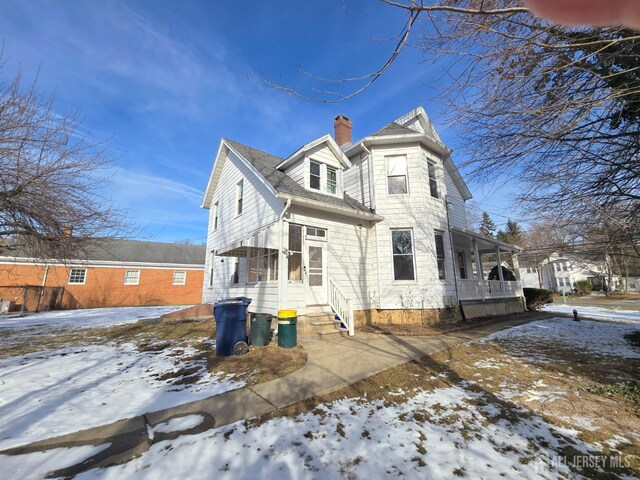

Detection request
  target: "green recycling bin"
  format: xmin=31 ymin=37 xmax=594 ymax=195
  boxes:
xmin=277 ymin=309 xmax=297 ymax=348
xmin=250 ymin=314 xmax=272 ymax=347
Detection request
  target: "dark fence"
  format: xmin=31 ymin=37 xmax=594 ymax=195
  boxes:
xmin=0 ymin=285 xmax=65 ymax=313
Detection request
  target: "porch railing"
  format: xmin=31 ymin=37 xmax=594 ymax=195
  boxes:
xmin=458 ymin=279 xmax=522 ymax=301
xmin=328 ymin=278 xmax=354 ymax=336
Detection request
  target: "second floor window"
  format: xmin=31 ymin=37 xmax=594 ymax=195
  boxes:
xmin=428 ymin=161 xmax=439 ymax=198
xmin=213 ymin=202 xmax=219 ymax=230
xmin=387 ymin=155 xmax=408 ymax=195
xmin=236 ymin=180 xmax=244 ymax=216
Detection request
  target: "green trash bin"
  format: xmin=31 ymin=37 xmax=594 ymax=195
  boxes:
xmin=277 ymin=309 xmax=297 ymax=348
xmin=250 ymin=314 xmax=272 ymax=347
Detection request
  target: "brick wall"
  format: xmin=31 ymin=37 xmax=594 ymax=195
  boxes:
xmin=0 ymin=263 xmax=203 ymax=310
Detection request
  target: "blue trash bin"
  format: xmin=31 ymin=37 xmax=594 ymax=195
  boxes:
xmin=214 ymin=297 xmax=252 ymax=356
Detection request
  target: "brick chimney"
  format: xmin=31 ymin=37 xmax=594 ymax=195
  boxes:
xmin=334 ymin=114 xmax=352 ymax=146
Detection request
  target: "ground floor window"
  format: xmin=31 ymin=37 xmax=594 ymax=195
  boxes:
xmin=68 ymin=268 xmax=87 ymax=285
xmin=391 ymin=229 xmax=415 ymax=281
xmin=435 ymin=231 xmax=446 ymax=280
xmin=248 ymin=249 xmax=278 ymax=283
xmin=172 ymin=271 xmax=186 ymax=285
xmin=124 ymin=270 xmax=140 ymax=285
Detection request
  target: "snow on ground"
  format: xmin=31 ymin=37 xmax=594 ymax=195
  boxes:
xmin=543 ymin=303 xmax=640 ymax=324
xmin=487 ymin=317 xmax=640 ymax=359
xmin=75 ymin=384 xmax=599 ymax=480
xmin=0 ymin=343 xmax=243 ymax=450
xmin=0 ymin=305 xmax=191 ymax=330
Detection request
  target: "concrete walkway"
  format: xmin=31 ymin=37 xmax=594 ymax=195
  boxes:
xmin=0 ymin=316 xmax=540 ymax=476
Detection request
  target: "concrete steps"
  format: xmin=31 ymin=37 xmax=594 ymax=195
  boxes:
xmin=297 ymin=305 xmax=349 ymax=338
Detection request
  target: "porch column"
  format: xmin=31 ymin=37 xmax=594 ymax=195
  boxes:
xmin=473 ymin=239 xmax=486 ymax=301
xmin=495 ymin=246 xmax=505 ymax=298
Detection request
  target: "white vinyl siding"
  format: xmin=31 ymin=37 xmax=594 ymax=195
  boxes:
xmin=344 ymin=152 xmax=372 ymax=208
xmin=203 ymin=148 xmax=282 ymax=303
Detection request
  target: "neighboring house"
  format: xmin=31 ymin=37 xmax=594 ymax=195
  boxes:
xmin=201 ymin=107 xmax=524 ymax=335
xmin=0 ymin=239 xmax=205 ymax=311
xmin=538 ymin=253 xmax=610 ymax=293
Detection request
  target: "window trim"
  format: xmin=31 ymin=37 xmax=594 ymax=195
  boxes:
xmin=391 ymin=228 xmax=417 ymax=282
xmin=236 ymin=180 xmax=244 ymax=216
xmin=124 ymin=269 xmax=140 ymax=286
xmin=386 ymin=155 xmax=409 ymax=195
xmin=172 ymin=271 xmax=187 ymax=286
xmin=68 ymin=268 xmax=87 ymax=285
xmin=326 ymin=165 xmax=337 ymax=195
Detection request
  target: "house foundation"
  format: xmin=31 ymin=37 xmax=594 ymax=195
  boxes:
xmin=459 ymin=297 xmax=525 ymax=319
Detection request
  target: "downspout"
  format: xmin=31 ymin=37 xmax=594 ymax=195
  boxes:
xmin=445 ymin=197 xmax=461 ymax=316
xmin=361 ymin=141 xmax=381 ymax=309
xmin=361 ymin=142 xmax=375 ymax=212
xmin=38 ymin=264 xmax=50 ymax=312
xmin=278 ymin=199 xmax=293 ymax=312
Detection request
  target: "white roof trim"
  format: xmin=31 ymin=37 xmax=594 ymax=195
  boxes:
xmin=276 ymin=193 xmax=383 ymax=221
xmin=201 ymin=139 xmax=278 ymax=209
xmin=0 ymin=258 xmax=205 ymax=269
xmin=276 ymin=134 xmax=351 ymax=170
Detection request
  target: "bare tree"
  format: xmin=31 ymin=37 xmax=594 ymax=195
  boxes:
xmin=268 ymin=1 xmax=639 ymax=253
xmin=0 ymin=66 xmax=124 ymax=260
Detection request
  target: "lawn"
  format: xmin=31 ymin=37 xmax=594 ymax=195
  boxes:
xmin=2 ymin=307 xmax=639 ymax=479
xmin=0 ymin=307 xmax=306 ymax=454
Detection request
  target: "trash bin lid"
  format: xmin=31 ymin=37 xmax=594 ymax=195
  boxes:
xmin=215 ymin=297 xmax=253 ymax=306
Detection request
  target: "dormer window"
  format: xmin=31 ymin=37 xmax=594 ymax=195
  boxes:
xmin=307 ymin=159 xmax=340 ymax=196
xmin=310 ymin=161 xmax=321 ymax=190
xmin=327 ymin=166 xmax=337 ymax=194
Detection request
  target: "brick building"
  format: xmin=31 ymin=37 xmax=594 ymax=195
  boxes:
xmin=0 ymin=239 xmax=205 ymax=311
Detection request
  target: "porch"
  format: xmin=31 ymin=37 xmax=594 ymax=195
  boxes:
xmin=450 ymin=227 xmax=524 ymax=302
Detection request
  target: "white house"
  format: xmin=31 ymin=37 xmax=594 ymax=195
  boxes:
xmin=201 ymin=107 xmax=524 ymax=336
xmin=538 ymin=253 xmax=611 ymax=293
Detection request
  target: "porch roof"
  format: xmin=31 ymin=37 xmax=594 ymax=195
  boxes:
xmin=450 ymin=226 xmax=521 ymax=254
xmin=215 ymin=222 xmax=281 ymax=257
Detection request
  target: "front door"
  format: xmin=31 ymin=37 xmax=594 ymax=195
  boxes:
xmin=305 ymin=240 xmax=327 ymax=304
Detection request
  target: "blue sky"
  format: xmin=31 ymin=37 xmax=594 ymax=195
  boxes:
xmin=0 ymin=0 xmax=523 ymax=242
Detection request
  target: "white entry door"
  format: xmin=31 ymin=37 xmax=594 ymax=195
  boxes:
xmin=305 ymin=240 xmax=327 ymax=304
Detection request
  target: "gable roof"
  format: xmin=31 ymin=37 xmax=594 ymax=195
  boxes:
xmin=371 ymin=122 xmax=416 ymax=137
xmin=1 ymin=239 xmax=206 ymax=266
xmin=221 ymin=139 xmax=375 ymax=216
xmin=276 ymin=134 xmax=351 ymax=170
